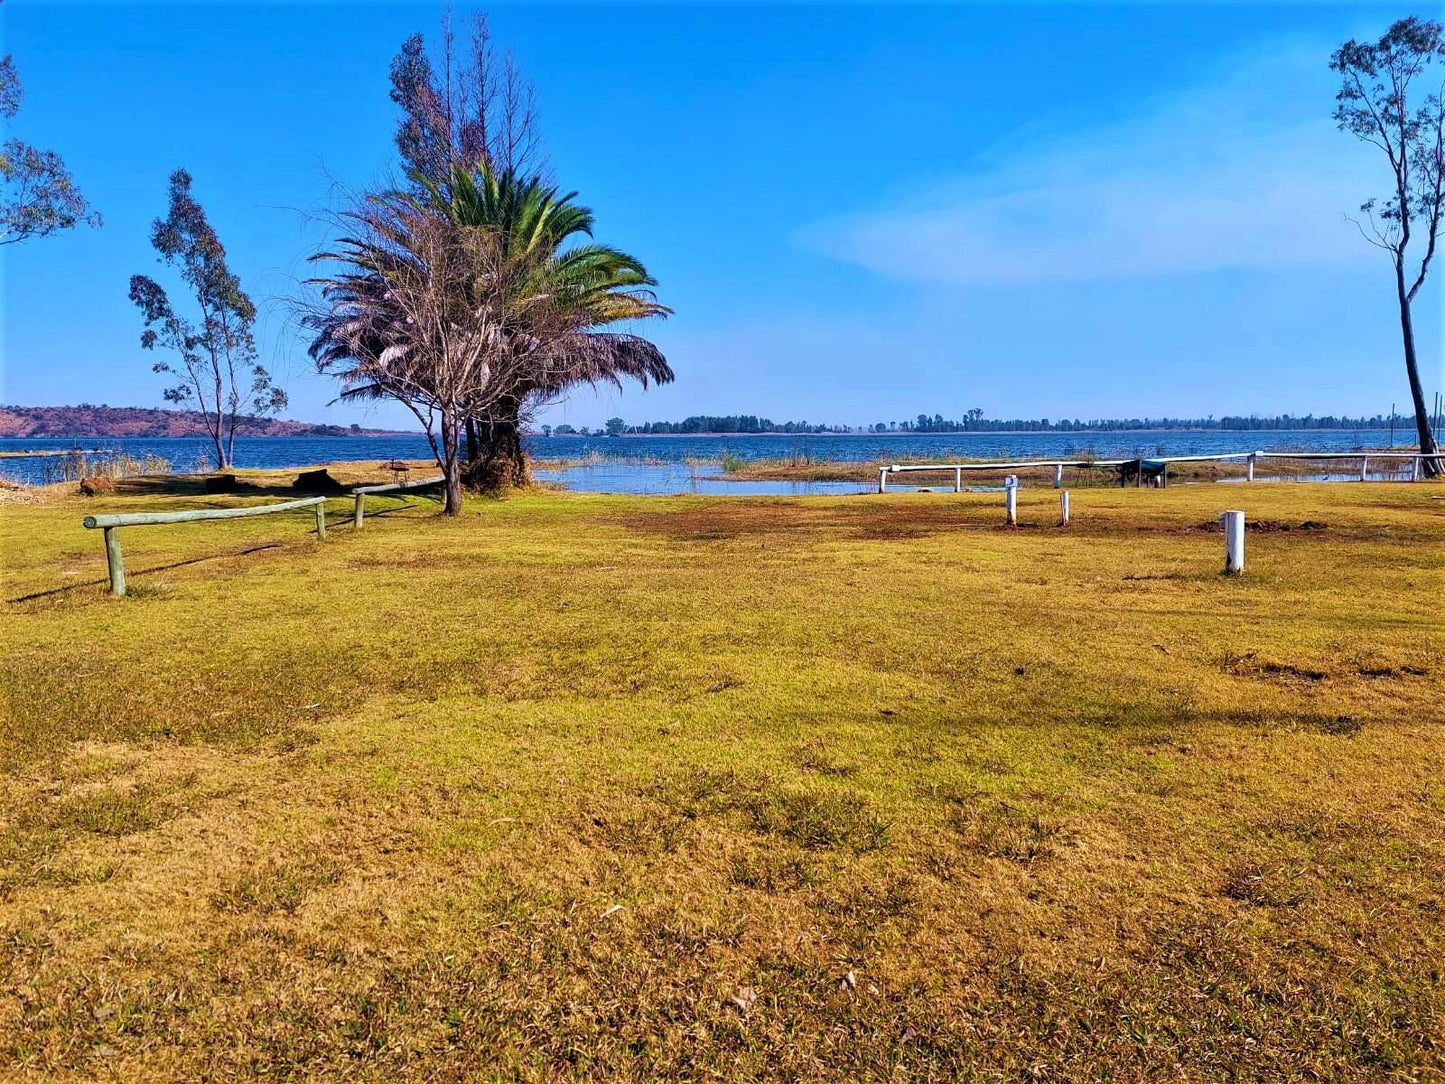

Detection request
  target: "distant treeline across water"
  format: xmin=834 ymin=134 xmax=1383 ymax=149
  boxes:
xmin=595 ymin=412 xmax=1433 ymax=435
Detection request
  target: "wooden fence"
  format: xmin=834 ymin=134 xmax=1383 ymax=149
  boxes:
xmin=82 ymin=476 xmax=443 ymax=597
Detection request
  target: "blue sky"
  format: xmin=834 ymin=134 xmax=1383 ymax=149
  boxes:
xmin=2 ymin=1 xmax=1439 ymax=431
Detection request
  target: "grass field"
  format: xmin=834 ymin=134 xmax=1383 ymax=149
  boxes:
xmin=2 ymin=475 xmax=1443 ymax=1081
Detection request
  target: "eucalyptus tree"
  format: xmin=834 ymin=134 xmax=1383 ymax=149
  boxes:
xmin=129 ymin=169 xmax=285 ymax=470
xmin=1332 ymin=17 xmax=1445 ymax=474
xmin=1 ymin=31 xmax=100 ymax=244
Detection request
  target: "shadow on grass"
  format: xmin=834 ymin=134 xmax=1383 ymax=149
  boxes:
xmin=7 ymin=542 xmax=288 ymax=604
xmin=7 ymin=499 xmax=434 ymax=605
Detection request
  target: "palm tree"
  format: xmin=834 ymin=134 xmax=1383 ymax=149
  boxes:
xmin=305 ymin=184 xmax=512 ymax=514
xmin=436 ymin=165 xmax=673 ymax=489
xmin=305 ymin=165 xmax=670 ymax=509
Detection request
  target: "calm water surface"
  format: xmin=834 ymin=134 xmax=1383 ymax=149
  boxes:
xmin=0 ymin=429 xmax=1408 ymax=493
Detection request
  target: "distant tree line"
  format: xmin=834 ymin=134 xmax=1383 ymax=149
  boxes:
xmin=573 ymin=412 xmax=1422 ymax=436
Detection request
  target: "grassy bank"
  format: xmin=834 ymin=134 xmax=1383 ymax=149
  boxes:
xmin=2 ymin=479 xmax=1443 ymax=1080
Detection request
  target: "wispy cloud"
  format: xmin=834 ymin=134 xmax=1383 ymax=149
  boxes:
xmin=799 ymin=41 xmax=1380 ymax=286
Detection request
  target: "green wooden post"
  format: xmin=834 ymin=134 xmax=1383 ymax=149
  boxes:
xmin=314 ymin=501 xmax=327 ymax=540
xmin=354 ymin=492 xmax=365 ymax=529
xmin=103 ymin=527 xmax=126 ymax=597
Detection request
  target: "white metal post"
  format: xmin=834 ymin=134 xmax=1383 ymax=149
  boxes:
xmin=1054 ymin=463 xmax=1063 ymax=488
xmin=1005 ymin=482 xmax=1017 ymax=526
xmin=1060 ymin=490 xmax=1070 ymax=526
xmin=1360 ymin=456 xmax=1369 ymax=482
xmin=879 ymin=467 xmax=889 ymax=493
xmin=1414 ymin=455 xmax=1423 ymax=482
xmin=1223 ymin=510 xmax=1245 ymax=574
xmin=954 ymin=467 xmax=962 ymax=493
xmin=1247 ymin=454 xmax=1255 ymax=482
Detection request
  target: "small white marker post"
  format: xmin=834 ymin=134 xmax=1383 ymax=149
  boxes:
xmin=1005 ymin=476 xmax=1018 ymax=526
xmin=879 ymin=467 xmax=890 ymax=493
xmin=1360 ymin=456 xmax=1369 ymax=482
xmin=954 ymin=467 xmax=962 ymax=493
xmin=1060 ymin=490 xmax=1070 ymax=526
xmin=1222 ymin=510 xmax=1245 ymax=574
xmin=1246 ymin=453 xmax=1256 ymax=482
xmin=1053 ymin=463 xmax=1064 ymax=488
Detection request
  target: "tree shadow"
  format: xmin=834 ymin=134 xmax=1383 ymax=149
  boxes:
xmin=6 ymin=542 xmax=287 ymax=604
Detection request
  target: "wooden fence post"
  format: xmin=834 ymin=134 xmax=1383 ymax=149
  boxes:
xmin=1222 ymin=510 xmax=1245 ymax=575
xmin=1060 ymin=490 xmax=1070 ymax=526
xmin=354 ymin=492 xmax=366 ymax=528
xmin=314 ymin=501 xmax=327 ymax=540
xmin=103 ymin=527 xmax=126 ymax=597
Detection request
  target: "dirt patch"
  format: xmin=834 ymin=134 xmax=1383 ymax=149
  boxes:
xmin=1358 ymin=664 xmax=1430 ymax=679
xmin=1197 ymin=519 xmax=1329 ymax=533
xmin=610 ymin=500 xmax=1010 ymax=542
xmin=1222 ymin=652 xmax=1328 ymax=683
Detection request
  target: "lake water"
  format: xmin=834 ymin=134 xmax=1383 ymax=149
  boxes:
xmin=0 ymin=429 xmax=1409 ymax=493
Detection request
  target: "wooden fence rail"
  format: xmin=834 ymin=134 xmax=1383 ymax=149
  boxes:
xmin=351 ymin=476 xmax=444 ymax=527
xmin=83 ymin=496 xmax=329 ymax=597
xmin=81 ymin=477 xmax=446 ymax=597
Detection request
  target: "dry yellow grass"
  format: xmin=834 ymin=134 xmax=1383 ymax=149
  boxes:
xmin=1 ymin=476 xmax=1442 ymax=1080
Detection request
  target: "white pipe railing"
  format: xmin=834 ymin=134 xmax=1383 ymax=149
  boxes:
xmin=878 ymin=450 xmax=1438 ymax=492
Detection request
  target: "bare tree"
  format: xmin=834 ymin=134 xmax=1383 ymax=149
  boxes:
xmin=389 ymin=12 xmax=543 ymax=191
xmin=1332 ymin=17 xmax=1444 ymax=475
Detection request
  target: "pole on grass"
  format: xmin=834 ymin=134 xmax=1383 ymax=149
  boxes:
xmin=1222 ymin=510 xmax=1245 ymax=575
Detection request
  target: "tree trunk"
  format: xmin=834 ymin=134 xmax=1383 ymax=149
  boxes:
xmin=463 ymin=397 xmax=530 ymax=492
xmin=465 ymin=416 xmax=480 ymax=463
xmin=440 ymin=406 xmax=464 ymax=515
xmin=1395 ymin=265 xmax=1442 ymax=478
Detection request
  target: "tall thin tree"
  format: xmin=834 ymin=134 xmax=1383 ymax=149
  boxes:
xmin=129 ymin=169 xmax=286 ymax=470
xmin=1332 ymin=17 xmax=1444 ymax=475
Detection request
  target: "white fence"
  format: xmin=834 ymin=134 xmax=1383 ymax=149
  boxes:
xmin=878 ymin=450 xmax=1437 ymax=492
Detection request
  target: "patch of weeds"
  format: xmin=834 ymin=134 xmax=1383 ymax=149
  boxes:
xmin=0 ymin=785 xmax=168 ymax=897
xmin=211 ymin=860 xmax=341 ymax=916
xmin=949 ymin=800 xmax=1063 ymax=865
xmin=1310 ymin=714 xmax=1363 ymax=737
xmin=728 ymin=848 xmax=816 ymax=892
xmin=44 ymin=785 xmax=165 ymax=837
xmin=814 ymin=874 xmax=915 ymax=925
xmin=1221 ymin=859 xmax=1309 ymax=907
xmin=894 ymin=739 xmax=940 ymax=765
xmin=644 ymin=766 xmax=760 ymax=819
xmin=586 ymin=803 xmax=690 ymax=855
xmin=122 ymin=582 xmax=171 ymax=600
xmin=796 ymin=739 xmax=857 ymax=778
xmin=748 ymin=788 xmax=889 ymax=852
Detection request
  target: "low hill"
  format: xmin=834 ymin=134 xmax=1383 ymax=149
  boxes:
xmin=0 ymin=405 xmax=414 ymax=439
